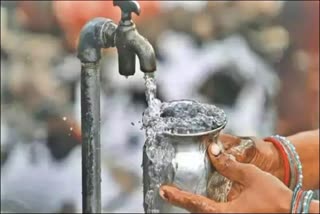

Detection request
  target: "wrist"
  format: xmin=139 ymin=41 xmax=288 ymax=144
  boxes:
xmin=264 ymin=139 xmax=285 ymax=182
xmin=309 ymin=200 xmax=320 ymax=213
xmin=278 ymin=189 xmax=293 ymax=213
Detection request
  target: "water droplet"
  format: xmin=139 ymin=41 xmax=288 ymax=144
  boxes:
xmin=62 ymin=117 xmax=67 ymax=121
xmin=131 ymin=122 xmax=135 ymax=126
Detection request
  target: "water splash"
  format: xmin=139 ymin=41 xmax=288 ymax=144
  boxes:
xmin=142 ymin=73 xmax=227 ymax=213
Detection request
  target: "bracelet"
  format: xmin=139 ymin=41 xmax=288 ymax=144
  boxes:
xmin=297 ymin=190 xmax=308 ymax=213
xmin=264 ymin=136 xmax=291 ymax=186
xmin=273 ymin=135 xmax=303 ymax=188
xmin=264 ymin=135 xmax=313 ymax=213
xmin=268 ymin=136 xmax=312 ymax=214
xmin=280 ymin=140 xmax=298 ymax=190
xmin=291 ymin=184 xmax=302 ymax=211
xmin=291 ymin=188 xmax=314 ymax=213
xmin=302 ymin=190 xmax=314 ymax=213
xmin=292 ymin=188 xmax=303 ymax=213
xmin=264 ymin=135 xmax=303 ymax=189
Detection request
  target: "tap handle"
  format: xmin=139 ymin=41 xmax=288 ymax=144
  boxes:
xmin=113 ymin=0 xmax=141 ymax=23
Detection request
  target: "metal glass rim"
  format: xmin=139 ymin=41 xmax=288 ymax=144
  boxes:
xmin=163 ymin=123 xmax=226 ymax=137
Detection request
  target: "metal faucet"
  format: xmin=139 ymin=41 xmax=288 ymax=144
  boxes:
xmin=77 ymin=1 xmax=156 ymax=213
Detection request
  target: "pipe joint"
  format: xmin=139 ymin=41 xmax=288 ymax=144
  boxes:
xmin=77 ymin=18 xmax=117 ymax=63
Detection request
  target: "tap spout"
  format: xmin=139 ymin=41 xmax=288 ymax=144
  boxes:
xmin=115 ymin=24 xmax=157 ymax=76
xmin=131 ymin=32 xmax=157 ymax=73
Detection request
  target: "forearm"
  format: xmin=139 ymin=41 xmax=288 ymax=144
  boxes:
xmin=287 ymin=129 xmax=319 ymax=190
xmin=309 ymin=200 xmax=319 ymax=213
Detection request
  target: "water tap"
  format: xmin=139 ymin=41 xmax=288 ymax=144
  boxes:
xmin=77 ymin=0 xmax=156 ymax=76
xmin=113 ymin=0 xmax=156 ymax=76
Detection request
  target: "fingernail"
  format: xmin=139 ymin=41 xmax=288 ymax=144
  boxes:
xmin=159 ymin=189 xmax=168 ymax=201
xmin=210 ymin=143 xmax=221 ymax=156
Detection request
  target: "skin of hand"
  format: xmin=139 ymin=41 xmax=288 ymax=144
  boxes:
xmin=287 ymin=129 xmax=319 ymax=190
xmin=160 ymin=151 xmax=293 ymax=213
xmin=215 ymin=129 xmax=319 ymax=196
xmin=211 ymin=134 xmax=285 ymax=200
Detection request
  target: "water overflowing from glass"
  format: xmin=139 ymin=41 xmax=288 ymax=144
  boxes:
xmin=142 ymin=73 xmax=227 ymax=213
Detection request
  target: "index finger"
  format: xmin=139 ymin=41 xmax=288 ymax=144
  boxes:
xmin=160 ymin=185 xmax=227 ymax=213
xmin=219 ymin=134 xmax=241 ymax=150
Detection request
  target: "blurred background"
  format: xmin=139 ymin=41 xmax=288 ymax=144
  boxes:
xmin=0 ymin=1 xmax=319 ymax=213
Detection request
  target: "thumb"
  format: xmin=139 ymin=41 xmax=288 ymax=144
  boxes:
xmin=208 ymin=144 xmax=253 ymax=186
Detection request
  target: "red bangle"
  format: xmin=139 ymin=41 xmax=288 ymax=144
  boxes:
xmin=264 ymin=137 xmax=291 ymax=187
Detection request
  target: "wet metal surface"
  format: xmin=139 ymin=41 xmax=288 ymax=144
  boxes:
xmin=81 ymin=62 xmax=101 ymax=213
xmin=115 ymin=1 xmax=156 ymax=76
xmin=78 ymin=17 xmax=117 ymax=214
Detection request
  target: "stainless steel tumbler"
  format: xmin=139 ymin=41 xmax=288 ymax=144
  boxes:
xmin=159 ymin=124 xmax=227 ymax=213
xmin=142 ymin=100 xmax=230 ymax=213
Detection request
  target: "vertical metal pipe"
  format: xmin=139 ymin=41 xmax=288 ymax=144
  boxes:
xmin=77 ymin=17 xmax=116 ymax=214
xmin=81 ymin=62 xmax=101 ymax=213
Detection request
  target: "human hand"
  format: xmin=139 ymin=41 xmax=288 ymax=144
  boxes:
xmin=160 ymin=152 xmax=292 ymax=213
xmin=214 ymin=134 xmax=284 ymax=199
